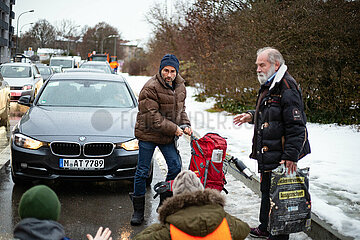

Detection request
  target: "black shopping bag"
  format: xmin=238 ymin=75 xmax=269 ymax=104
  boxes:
xmin=269 ymin=165 xmax=311 ymax=235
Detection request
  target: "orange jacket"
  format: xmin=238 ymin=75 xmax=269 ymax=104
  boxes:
xmin=110 ymin=61 xmax=119 ymax=69
xmin=170 ymin=218 xmax=231 ymax=240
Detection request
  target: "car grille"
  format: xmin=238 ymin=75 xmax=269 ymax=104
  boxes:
xmin=10 ymin=86 xmax=22 ymax=90
xmin=84 ymin=143 xmax=114 ymax=157
xmin=50 ymin=142 xmax=81 ymax=156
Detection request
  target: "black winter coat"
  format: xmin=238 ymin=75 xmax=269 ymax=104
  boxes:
xmin=249 ymin=69 xmax=310 ymax=172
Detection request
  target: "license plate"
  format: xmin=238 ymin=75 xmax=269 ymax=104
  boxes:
xmin=11 ymin=92 xmax=21 ymax=96
xmin=59 ymin=159 xmax=104 ymax=170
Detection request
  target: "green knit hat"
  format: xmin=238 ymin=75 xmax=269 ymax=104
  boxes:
xmin=18 ymin=185 xmax=61 ymax=221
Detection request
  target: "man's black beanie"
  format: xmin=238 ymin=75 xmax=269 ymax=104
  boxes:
xmin=159 ymin=54 xmax=179 ymax=74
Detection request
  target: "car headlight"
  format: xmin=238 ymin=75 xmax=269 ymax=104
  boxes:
xmin=116 ymin=139 xmax=139 ymax=151
xmin=23 ymin=84 xmax=33 ymax=90
xmin=13 ymin=133 xmax=47 ymax=150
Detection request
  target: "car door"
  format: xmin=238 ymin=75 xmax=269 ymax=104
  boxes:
xmin=32 ymin=65 xmax=43 ymax=95
xmin=0 ymin=74 xmax=6 ymax=112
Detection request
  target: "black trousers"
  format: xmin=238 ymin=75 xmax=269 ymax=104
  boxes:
xmin=259 ymin=171 xmax=289 ymax=240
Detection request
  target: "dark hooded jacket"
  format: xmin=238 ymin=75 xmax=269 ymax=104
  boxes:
xmin=133 ymin=189 xmax=250 ymax=240
xmin=135 ymin=73 xmax=190 ymax=144
xmin=248 ymin=65 xmax=310 ymax=171
xmin=13 ymin=218 xmax=69 ymax=240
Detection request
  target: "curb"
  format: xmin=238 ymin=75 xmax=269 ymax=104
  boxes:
xmin=0 ymin=145 xmax=10 ymax=171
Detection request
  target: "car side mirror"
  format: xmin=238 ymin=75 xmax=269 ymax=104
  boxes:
xmin=34 ymin=74 xmax=41 ymax=79
xmin=18 ymin=95 xmax=32 ymax=107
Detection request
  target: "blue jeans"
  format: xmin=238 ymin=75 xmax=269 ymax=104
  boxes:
xmin=133 ymin=140 xmax=181 ymax=196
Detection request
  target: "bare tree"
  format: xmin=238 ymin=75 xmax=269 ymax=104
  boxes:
xmin=28 ymin=19 xmax=57 ymax=48
xmin=78 ymin=22 xmax=122 ymax=59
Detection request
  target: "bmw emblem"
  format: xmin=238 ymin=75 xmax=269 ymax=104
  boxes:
xmin=79 ymin=136 xmax=86 ymax=142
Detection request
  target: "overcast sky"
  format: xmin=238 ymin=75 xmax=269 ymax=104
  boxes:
xmin=13 ymin=0 xmax=169 ymax=43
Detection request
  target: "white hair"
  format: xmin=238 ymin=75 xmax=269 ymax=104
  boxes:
xmin=257 ymin=47 xmax=285 ymax=65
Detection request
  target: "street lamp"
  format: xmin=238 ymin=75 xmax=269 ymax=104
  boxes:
xmin=101 ymin=34 xmax=119 ymax=54
xmin=18 ymin=22 xmax=34 ymax=54
xmin=20 ymin=22 xmax=34 ymax=35
xmin=15 ymin=10 xmax=34 ymax=56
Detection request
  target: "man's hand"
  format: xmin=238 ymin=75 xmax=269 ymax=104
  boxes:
xmin=183 ymin=127 xmax=193 ymax=136
xmin=87 ymin=227 xmax=112 ymax=240
xmin=175 ymin=126 xmax=184 ymax=137
xmin=280 ymin=160 xmax=297 ymax=175
xmin=233 ymin=113 xmax=252 ymax=126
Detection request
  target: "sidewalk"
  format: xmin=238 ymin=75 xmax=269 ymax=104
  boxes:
xmin=0 ymin=145 xmax=10 ymax=170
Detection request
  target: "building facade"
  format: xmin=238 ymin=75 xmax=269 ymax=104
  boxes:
xmin=0 ymin=0 xmax=15 ymax=64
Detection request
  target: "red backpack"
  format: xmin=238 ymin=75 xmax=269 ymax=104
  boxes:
xmin=189 ymin=133 xmax=227 ymax=193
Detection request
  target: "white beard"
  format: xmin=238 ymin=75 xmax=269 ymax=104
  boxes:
xmin=257 ymin=64 xmax=276 ymax=85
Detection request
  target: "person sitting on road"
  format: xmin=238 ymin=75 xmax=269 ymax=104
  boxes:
xmin=133 ymin=170 xmax=250 ymax=240
xmin=13 ymin=185 xmax=112 ymax=240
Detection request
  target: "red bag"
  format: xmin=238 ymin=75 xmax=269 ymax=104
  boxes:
xmin=189 ymin=133 xmax=227 ymax=192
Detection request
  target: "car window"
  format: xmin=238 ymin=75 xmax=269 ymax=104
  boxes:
xmin=80 ymin=64 xmax=111 ymax=74
xmin=38 ymin=67 xmax=52 ymax=75
xmin=0 ymin=66 xmax=32 ymax=78
xmin=50 ymin=59 xmax=73 ymax=68
xmin=37 ymin=80 xmax=134 ymax=108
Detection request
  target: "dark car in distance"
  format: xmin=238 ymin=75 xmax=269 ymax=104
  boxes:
xmin=36 ymin=64 xmax=54 ymax=82
xmin=11 ymin=72 xmax=152 ymax=184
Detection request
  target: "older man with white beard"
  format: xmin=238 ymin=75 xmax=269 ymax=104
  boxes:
xmin=234 ymin=47 xmax=310 ymax=240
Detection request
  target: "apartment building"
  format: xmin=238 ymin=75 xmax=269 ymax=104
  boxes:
xmin=0 ymin=0 xmax=15 ymax=64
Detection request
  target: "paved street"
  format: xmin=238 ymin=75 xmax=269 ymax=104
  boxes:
xmin=0 ymin=104 xmax=195 ymax=239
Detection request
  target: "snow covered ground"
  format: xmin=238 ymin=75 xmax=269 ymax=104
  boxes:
xmin=124 ymin=73 xmax=360 ymax=239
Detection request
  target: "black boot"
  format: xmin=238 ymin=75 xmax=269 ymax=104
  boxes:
xmin=156 ymin=191 xmax=173 ymax=212
xmin=130 ymin=195 xmax=145 ymax=226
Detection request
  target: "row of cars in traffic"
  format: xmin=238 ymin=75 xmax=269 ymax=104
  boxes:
xmin=0 ymin=59 xmax=151 ymax=185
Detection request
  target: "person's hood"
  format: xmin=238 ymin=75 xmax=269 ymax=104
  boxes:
xmin=158 ymin=189 xmax=226 ymax=237
xmin=13 ymin=218 xmax=66 ymax=240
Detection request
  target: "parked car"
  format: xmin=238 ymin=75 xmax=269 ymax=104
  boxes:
xmin=36 ymin=64 xmax=54 ymax=82
xmin=11 ymin=72 xmax=153 ymax=184
xmin=80 ymin=61 xmax=113 ymax=74
xmin=0 ymin=63 xmax=43 ymax=102
xmin=0 ymin=72 xmax=10 ymax=127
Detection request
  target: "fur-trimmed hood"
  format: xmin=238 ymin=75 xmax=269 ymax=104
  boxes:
xmin=158 ymin=188 xmax=225 ymax=224
xmin=134 ymin=188 xmax=250 ymax=240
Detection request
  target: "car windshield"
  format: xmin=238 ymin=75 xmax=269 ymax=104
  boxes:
xmin=92 ymin=56 xmax=107 ymax=61
xmin=38 ymin=66 xmax=52 ymax=75
xmin=80 ymin=64 xmax=111 ymax=74
xmin=37 ymin=80 xmax=134 ymax=108
xmin=0 ymin=66 xmax=31 ymax=78
xmin=50 ymin=59 xmax=73 ymax=68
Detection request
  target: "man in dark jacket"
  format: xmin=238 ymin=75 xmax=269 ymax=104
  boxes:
xmin=131 ymin=54 xmax=192 ymax=226
xmin=133 ymin=170 xmax=250 ymax=240
xmin=233 ymin=47 xmax=310 ymax=240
